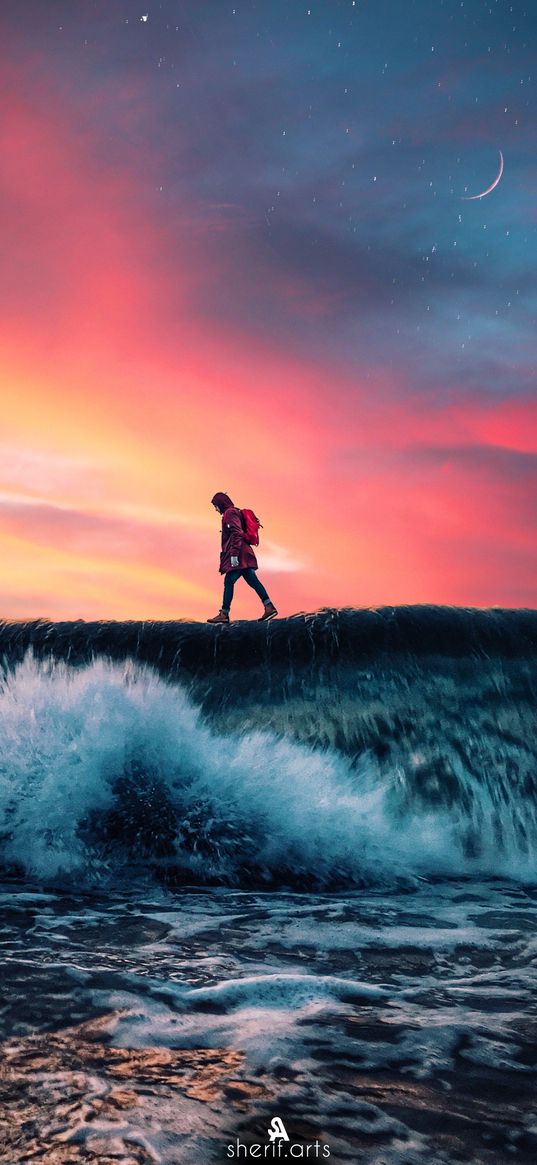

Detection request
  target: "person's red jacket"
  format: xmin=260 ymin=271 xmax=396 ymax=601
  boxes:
xmin=219 ymin=506 xmax=258 ymax=574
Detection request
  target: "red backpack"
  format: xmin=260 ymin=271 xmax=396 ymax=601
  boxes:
xmin=240 ymin=508 xmax=262 ymax=546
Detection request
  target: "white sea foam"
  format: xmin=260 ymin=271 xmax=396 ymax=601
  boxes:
xmin=0 ymin=655 xmax=536 ymax=886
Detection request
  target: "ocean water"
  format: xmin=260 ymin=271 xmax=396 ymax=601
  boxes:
xmin=1 ymin=647 xmax=537 ymax=1164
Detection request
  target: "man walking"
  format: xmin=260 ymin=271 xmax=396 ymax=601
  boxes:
xmin=207 ymin=492 xmax=278 ymax=624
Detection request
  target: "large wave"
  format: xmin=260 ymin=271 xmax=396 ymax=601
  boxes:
xmin=0 ymin=655 xmax=536 ymax=888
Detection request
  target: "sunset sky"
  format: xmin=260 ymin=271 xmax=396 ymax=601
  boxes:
xmin=1 ymin=0 xmax=536 ymax=619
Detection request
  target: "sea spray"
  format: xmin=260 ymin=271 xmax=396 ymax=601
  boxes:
xmin=0 ymin=654 xmax=536 ymax=887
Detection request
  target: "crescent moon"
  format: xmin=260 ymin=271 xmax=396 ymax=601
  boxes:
xmin=461 ymin=150 xmax=504 ymax=201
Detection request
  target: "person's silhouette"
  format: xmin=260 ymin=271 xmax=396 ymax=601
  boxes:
xmin=207 ymin=492 xmax=278 ymax=624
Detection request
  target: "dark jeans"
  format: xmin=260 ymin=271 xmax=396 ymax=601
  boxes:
xmin=222 ymin=568 xmax=270 ymax=612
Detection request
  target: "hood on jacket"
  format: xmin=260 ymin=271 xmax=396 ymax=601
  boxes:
xmin=211 ymin=492 xmax=234 ymax=513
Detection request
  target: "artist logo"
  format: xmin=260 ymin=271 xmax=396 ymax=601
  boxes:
xmin=226 ymin=1114 xmax=330 ymax=1158
xmin=267 ymin=1117 xmax=290 ymax=1143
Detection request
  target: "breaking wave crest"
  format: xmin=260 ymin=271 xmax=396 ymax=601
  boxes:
xmin=1 ymin=656 xmax=536 ymax=888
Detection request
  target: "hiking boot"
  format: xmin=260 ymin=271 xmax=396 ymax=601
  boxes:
xmin=207 ymin=610 xmax=230 ymax=624
xmin=258 ymin=602 xmax=278 ymax=622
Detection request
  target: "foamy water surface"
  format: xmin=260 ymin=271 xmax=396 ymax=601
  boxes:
xmin=1 ymin=656 xmax=537 ymax=1163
